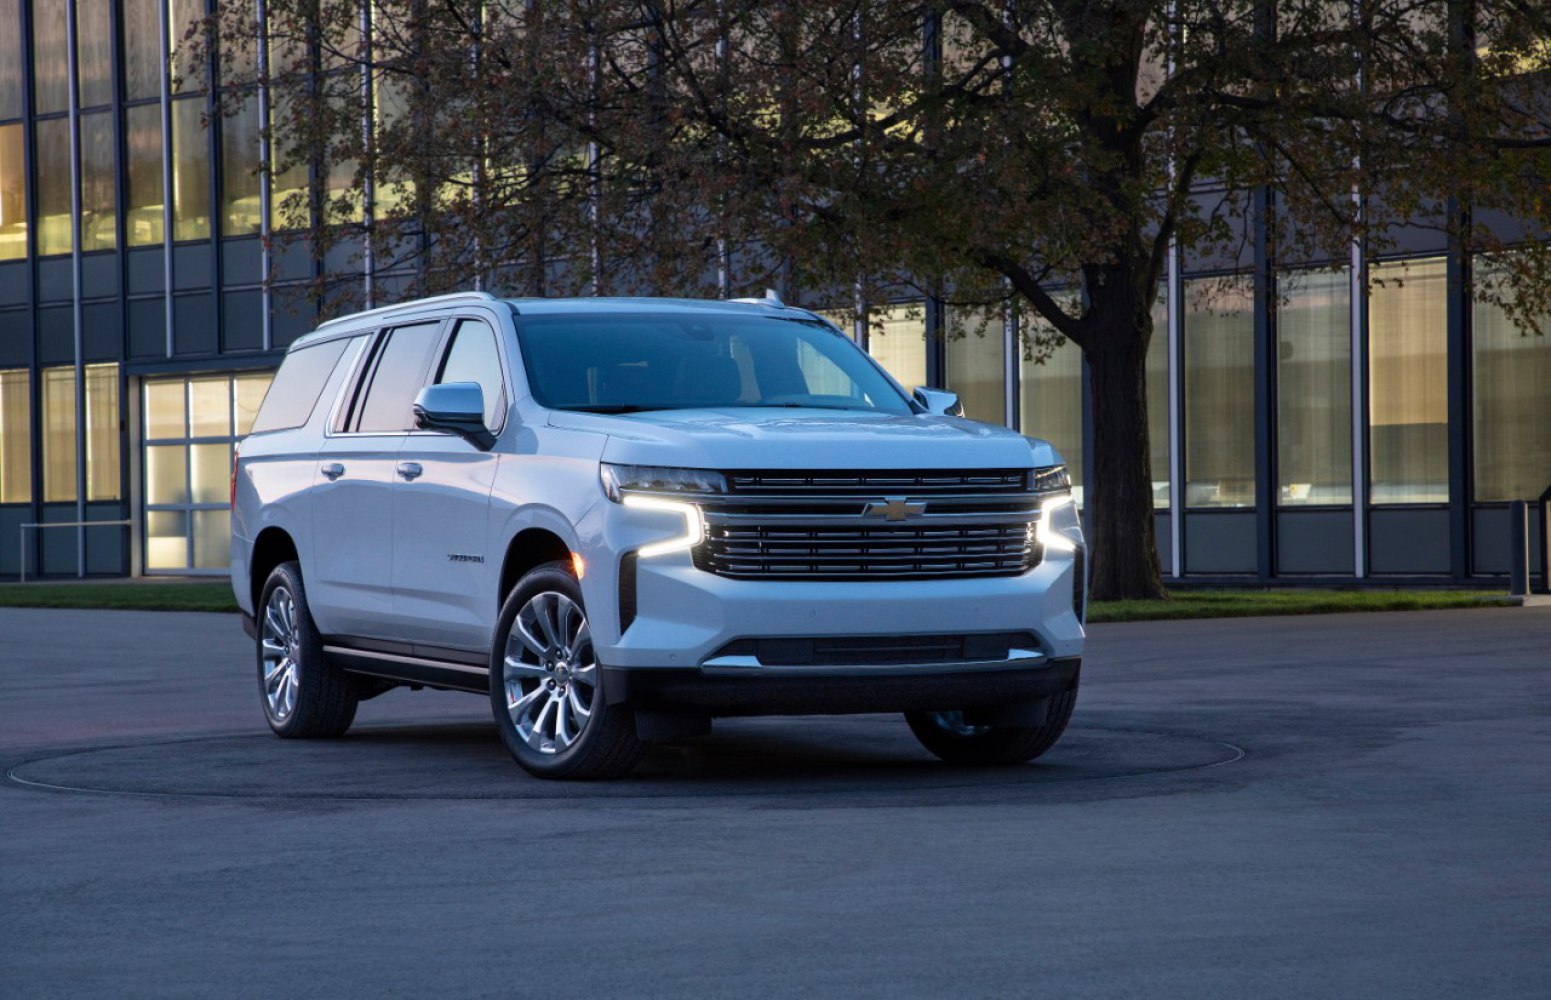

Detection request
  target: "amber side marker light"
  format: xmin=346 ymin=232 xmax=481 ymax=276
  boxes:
xmin=571 ymin=552 xmax=586 ymax=579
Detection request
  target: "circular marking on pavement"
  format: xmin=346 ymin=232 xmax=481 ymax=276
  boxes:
xmin=5 ymin=718 xmax=1243 ymax=803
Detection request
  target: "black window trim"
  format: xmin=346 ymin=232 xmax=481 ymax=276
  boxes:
xmin=332 ymin=317 xmax=451 ymax=436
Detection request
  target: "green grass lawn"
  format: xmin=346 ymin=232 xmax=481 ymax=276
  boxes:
xmin=1087 ymin=588 xmax=1505 ymax=623
xmin=0 ymin=579 xmax=1509 ymax=621
xmin=0 ymin=580 xmax=240 ymax=613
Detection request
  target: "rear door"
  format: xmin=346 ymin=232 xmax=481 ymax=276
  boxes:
xmin=390 ymin=313 xmax=508 ymax=652
xmin=310 ymin=319 xmax=446 ymax=639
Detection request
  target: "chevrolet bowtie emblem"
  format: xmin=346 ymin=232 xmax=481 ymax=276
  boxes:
xmin=863 ymin=498 xmax=927 ymax=521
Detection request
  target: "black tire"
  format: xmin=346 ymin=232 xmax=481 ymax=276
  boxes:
xmin=489 ymin=561 xmax=646 ymax=780
xmin=256 ymin=560 xmax=359 ymax=738
xmin=905 ymin=687 xmax=1078 ymax=765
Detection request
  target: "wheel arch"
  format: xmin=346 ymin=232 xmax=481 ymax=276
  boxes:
xmin=498 ymin=527 xmax=574 ymax=606
xmin=250 ymin=526 xmax=300 ymax=613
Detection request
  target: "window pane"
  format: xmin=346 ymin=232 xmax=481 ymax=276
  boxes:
xmin=145 ymin=380 xmax=188 ymax=439
xmin=81 ymin=112 xmax=117 ymax=251
xmin=169 ymin=0 xmax=206 ymax=94
xmin=325 ymin=98 xmax=362 ymax=225
xmin=1184 ymin=276 xmax=1256 ymax=508
xmin=146 ymin=510 xmax=189 ymax=569
xmin=1147 ymin=295 xmax=1170 ymax=507
xmin=1020 ymin=331 xmax=1084 ymax=507
xmin=1473 ymin=265 xmax=1551 ymax=501
xmin=41 ymin=367 xmax=76 ymax=502
xmin=270 ymin=93 xmax=310 ymax=231
xmin=0 ymin=368 xmax=31 ymax=503
xmin=357 ymin=323 xmax=454 ymax=432
xmin=189 ymin=378 xmax=231 ymax=437
xmin=36 ymin=118 xmax=72 ymax=256
xmin=85 ymin=363 xmax=120 ymax=501
xmin=190 ymin=442 xmax=231 ymax=503
xmin=146 ymin=444 xmax=188 ymax=504
xmin=1277 ymin=269 xmax=1352 ymax=505
xmin=373 ymin=74 xmax=416 ymax=218
xmin=221 ymin=95 xmax=262 ymax=236
xmin=0 ymin=0 xmax=22 ymax=119
xmin=437 ymin=319 xmax=505 ymax=428
xmin=1369 ymin=258 xmax=1448 ymax=503
xmin=0 ymin=123 xmax=26 ymax=260
xmin=234 ymin=373 xmax=273 ymax=436
xmin=945 ymin=309 xmax=1006 ymax=425
xmin=123 ymin=0 xmax=163 ymax=101
xmin=251 ymin=338 xmax=351 ymax=433
xmin=192 ymin=509 xmax=231 ymax=568
xmin=172 ymin=98 xmax=211 ymax=241
xmin=32 ymin=0 xmax=68 ymax=114
xmin=867 ymin=303 xmax=926 ymax=391
xmin=125 ymin=104 xmax=165 ymax=246
xmin=77 ymin=0 xmax=114 ymax=108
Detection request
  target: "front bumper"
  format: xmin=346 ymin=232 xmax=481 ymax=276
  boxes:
xmin=604 ymin=657 xmax=1081 ymax=718
xmin=583 ymin=534 xmax=1086 ymax=669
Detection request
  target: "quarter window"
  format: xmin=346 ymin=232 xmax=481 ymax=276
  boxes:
xmin=250 ymin=338 xmax=351 ymax=434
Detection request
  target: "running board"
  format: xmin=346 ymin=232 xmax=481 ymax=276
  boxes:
xmin=322 ymin=642 xmax=489 ymax=695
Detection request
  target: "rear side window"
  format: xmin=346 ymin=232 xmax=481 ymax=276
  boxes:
xmin=249 ymin=338 xmax=351 ymax=434
xmin=354 ymin=322 xmax=445 ymax=433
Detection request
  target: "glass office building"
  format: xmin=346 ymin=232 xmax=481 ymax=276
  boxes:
xmin=0 ymin=1 xmax=1547 ymax=583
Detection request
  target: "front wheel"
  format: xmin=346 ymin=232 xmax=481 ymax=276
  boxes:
xmin=905 ymin=687 xmax=1077 ymax=765
xmin=489 ymin=562 xmax=646 ymax=780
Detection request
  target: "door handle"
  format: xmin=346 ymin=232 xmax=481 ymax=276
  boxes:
xmin=397 ymin=462 xmax=424 ymax=481
xmin=321 ymin=462 xmax=345 ymax=481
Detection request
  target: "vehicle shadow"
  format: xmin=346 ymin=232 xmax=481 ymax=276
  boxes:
xmin=7 ymin=717 xmax=1240 ymax=801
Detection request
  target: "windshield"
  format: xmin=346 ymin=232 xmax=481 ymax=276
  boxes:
xmin=514 ymin=312 xmax=914 ymax=415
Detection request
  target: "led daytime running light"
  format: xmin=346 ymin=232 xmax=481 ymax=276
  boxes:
xmin=623 ymin=495 xmax=705 ymax=558
xmin=1036 ymin=494 xmax=1079 ymax=553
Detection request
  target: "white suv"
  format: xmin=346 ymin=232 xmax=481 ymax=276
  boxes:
xmin=231 ymin=292 xmax=1086 ymax=779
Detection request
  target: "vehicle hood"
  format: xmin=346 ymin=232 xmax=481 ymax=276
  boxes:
xmin=547 ymin=407 xmax=1060 ymax=470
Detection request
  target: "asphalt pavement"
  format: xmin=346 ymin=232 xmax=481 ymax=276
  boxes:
xmin=2 ymin=604 xmax=1548 ymax=998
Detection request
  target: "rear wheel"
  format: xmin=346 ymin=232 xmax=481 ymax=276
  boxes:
xmin=257 ymin=561 xmax=359 ymax=738
xmin=905 ymin=687 xmax=1077 ymax=765
xmin=489 ymin=562 xmax=646 ymax=779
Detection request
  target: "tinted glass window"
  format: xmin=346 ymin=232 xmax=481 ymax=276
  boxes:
xmin=516 ymin=312 xmax=910 ymax=414
xmin=437 ymin=318 xmax=505 ymax=429
xmin=250 ymin=338 xmax=351 ymax=434
xmin=355 ymin=322 xmax=444 ymax=433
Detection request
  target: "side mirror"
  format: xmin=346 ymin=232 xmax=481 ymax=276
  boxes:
xmin=413 ymin=382 xmax=496 ymax=451
xmin=912 ymin=387 xmax=965 ymax=417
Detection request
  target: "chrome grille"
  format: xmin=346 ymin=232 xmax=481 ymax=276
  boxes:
xmin=727 ymin=470 xmax=1030 ymax=495
xmin=694 ymin=469 xmax=1041 ymax=581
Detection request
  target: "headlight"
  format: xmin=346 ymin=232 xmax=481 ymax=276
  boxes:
xmin=1030 ymin=464 xmax=1071 ymax=495
xmin=1030 ymin=465 xmax=1081 ymax=553
xmin=601 ymin=463 xmax=728 ymax=502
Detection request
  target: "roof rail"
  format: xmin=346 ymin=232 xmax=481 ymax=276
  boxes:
xmin=728 ymin=288 xmax=786 ymax=307
xmin=315 ymin=291 xmax=498 ymax=330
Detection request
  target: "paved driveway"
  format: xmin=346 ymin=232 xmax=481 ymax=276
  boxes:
xmin=1 ymin=605 xmax=1548 ymax=998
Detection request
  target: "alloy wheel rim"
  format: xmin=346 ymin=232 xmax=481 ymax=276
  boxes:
xmin=504 ymin=591 xmax=596 ymax=754
xmin=260 ymin=586 xmax=301 ymax=723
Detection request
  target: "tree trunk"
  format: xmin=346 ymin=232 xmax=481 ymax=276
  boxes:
xmin=1084 ymin=331 xmax=1168 ymax=601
